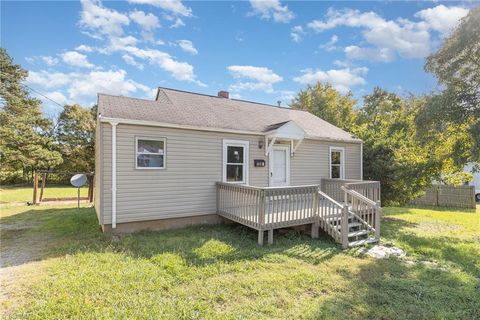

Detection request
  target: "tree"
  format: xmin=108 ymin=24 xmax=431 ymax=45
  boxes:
xmin=290 ymin=82 xmax=357 ymax=130
xmin=0 ymin=48 xmax=62 ymax=182
xmin=354 ymin=89 xmax=439 ymax=204
xmin=423 ymin=7 xmax=480 ymax=160
xmin=55 ymin=104 xmax=96 ymax=173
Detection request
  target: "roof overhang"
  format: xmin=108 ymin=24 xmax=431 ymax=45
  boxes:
xmin=99 ymin=116 xmax=363 ymax=144
xmin=264 ymin=121 xmax=306 ymax=156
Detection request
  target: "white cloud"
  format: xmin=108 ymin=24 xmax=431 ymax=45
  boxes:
xmin=228 ymin=65 xmax=283 ymax=83
xmin=27 ymin=69 xmax=153 ymax=105
xmin=278 ymin=90 xmax=295 ymax=103
xmin=129 ymin=10 xmax=160 ymax=31
xmin=227 ymin=65 xmax=283 ymax=93
xmin=122 ymin=46 xmax=205 ymax=85
xmin=308 ymin=8 xmax=431 ymax=60
xmin=176 ymin=40 xmax=198 ymax=55
xmin=44 ymin=91 xmax=70 ymax=105
xmin=122 ymin=54 xmax=144 ymax=70
xmin=306 ymin=5 xmax=469 ymax=62
xmin=68 ymin=69 xmax=152 ymax=100
xmin=344 ymin=46 xmax=395 ymax=62
xmin=76 ymin=0 xmax=203 ymax=85
xmin=79 ymin=0 xmax=130 ymax=38
xmin=249 ymin=0 xmax=295 ymax=23
xmin=61 ymin=51 xmax=95 ymax=68
xmin=290 ymin=25 xmax=304 ymax=43
xmin=169 ymin=17 xmax=185 ymax=28
xmin=320 ymin=35 xmax=339 ymax=52
xmin=27 ymin=71 xmax=72 ymax=88
xmin=26 ymin=55 xmax=59 ymax=66
xmin=75 ymin=44 xmax=94 ymax=52
xmin=415 ymin=5 xmax=469 ymax=36
xmin=128 ymin=0 xmax=192 ymax=17
xmin=293 ymin=67 xmax=368 ymax=93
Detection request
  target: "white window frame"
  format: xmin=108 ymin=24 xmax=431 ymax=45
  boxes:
xmin=135 ymin=136 xmax=167 ymax=170
xmin=223 ymin=139 xmax=249 ymax=184
xmin=329 ymin=146 xmax=345 ymax=179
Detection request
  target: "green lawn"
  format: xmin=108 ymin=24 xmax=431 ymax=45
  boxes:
xmin=0 ymin=185 xmax=89 ymax=203
xmin=0 ymin=200 xmax=478 ymax=319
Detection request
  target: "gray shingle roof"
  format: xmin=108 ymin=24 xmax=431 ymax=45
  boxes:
xmin=98 ymin=87 xmax=361 ymax=143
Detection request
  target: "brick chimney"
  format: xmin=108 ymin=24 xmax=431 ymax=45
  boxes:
xmin=217 ymin=90 xmax=229 ymax=99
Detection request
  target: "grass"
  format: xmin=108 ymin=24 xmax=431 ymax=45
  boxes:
xmin=0 ymin=184 xmax=89 ymax=203
xmin=0 ymin=199 xmax=479 ymax=319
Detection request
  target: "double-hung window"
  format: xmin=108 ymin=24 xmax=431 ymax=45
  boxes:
xmin=329 ymin=147 xmax=344 ymax=179
xmin=136 ymin=137 xmax=166 ymax=169
xmin=223 ymin=140 xmax=249 ymax=184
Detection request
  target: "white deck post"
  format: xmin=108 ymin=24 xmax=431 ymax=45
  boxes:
xmin=311 ymin=188 xmax=319 ymax=239
xmin=268 ymin=229 xmax=274 ymax=244
xmin=258 ymin=189 xmax=266 ymax=246
xmin=374 ymin=200 xmax=381 ymax=240
xmin=341 ymin=205 xmax=349 ymax=248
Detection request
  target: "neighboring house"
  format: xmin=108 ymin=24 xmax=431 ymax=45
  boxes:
xmin=95 ymin=88 xmax=381 ymax=247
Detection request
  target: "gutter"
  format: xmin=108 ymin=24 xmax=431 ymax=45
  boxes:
xmin=99 ymin=116 xmax=364 ymax=144
xmin=104 ymin=116 xmax=119 ymax=229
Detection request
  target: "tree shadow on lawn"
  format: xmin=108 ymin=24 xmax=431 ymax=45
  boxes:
xmin=381 ymin=215 xmax=480 ymax=278
xmin=0 ymin=206 xmax=340 ymax=268
xmin=310 ymin=257 xmax=480 ymax=320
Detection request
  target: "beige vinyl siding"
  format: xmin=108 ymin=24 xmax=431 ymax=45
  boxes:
xmin=99 ymin=123 xmax=362 ymax=225
xmin=101 ymin=123 xmax=112 ymax=224
xmin=290 ymin=140 xmax=361 ymax=185
xmin=101 ymin=124 xmax=268 ymax=224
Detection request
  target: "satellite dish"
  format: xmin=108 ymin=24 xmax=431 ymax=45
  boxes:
xmin=70 ymin=174 xmax=87 ymax=188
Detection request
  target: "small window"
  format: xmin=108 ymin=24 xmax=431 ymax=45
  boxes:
xmin=223 ymin=140 xmax=249 ymax=184
xmin=330 ymin=147 xmax=344 ymax=179
xmin=136 ymin=137 xmax=166 ymax=169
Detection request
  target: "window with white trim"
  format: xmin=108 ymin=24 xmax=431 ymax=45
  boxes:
xmin=223 ymin=140 xmax=249 ymax=184
xmin=330 ymin=147 xmax=344 ymax=179
xmin=136 ymin=137 xmax=166 ymax=169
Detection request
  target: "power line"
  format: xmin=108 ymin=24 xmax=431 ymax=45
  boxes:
xmin=0 ymin=72 xmax=64 ymax=107
xmin=24 ymin=84 xmax=64 ymax=107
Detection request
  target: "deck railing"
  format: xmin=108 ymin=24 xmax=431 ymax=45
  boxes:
xmin=216 ymin=181 xmax=381 ymax=247
xmin=216 ymin=182 xmax=318 ymax=245
xmin=321 ymin=178 xmax=381 ymax=204
xmin=342 ymin=186 xmax=381 ymax=241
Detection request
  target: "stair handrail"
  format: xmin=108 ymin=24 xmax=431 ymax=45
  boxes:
xmin=342 ymin=186 xmax=377 ymax=206
xmin=341 ymin=186 xmax=381 ymax=240
xmin=317 ymin=190 xmax=344 ymax=242
xmin=318 ymin=190 xmax=344 ymax=208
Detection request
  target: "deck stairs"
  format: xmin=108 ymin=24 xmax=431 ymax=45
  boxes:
xmin=318 ymin=189 xmax=380 ymax=248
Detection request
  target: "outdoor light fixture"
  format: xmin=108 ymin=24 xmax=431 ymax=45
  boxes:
xmin=258 ymin=139 xmax=264 ymax=149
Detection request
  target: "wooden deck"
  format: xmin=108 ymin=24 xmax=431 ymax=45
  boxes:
xmin=216 ymin=180 xmax=382 ymax=247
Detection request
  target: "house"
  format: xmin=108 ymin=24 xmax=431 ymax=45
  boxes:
xmin=95 ymin=88 xmax=381 ymax=247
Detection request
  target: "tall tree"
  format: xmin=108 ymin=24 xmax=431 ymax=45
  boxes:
xmin=0 ymin=48 xmax=62 ymax=182
xmin=290 ymin=82 xmax=357 ymax=130
xmin=354 ymin=89 xmax=439 ymax=204
xmin=55 ymin=104 xmax=96 ymax=173
xmin=423 ymin=7 xmax=480 ymax=160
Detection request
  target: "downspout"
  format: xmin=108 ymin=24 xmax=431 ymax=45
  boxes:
xmin=110 ymin=121 xmax=119 ymax=229
xmin=360 ymin=142 xmax=363 ymax=181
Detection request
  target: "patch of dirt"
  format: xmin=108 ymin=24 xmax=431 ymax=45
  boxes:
xmin=0 ymin=261 xmax=48 ymax=317
xmin=359 ymin=245 xmax=407 ymax=259
xmin=1 ymin=218 xmax=50 ymax=268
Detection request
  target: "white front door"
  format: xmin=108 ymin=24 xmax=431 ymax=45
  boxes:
xmin=269 ymin=145 xmax=290 ymax=187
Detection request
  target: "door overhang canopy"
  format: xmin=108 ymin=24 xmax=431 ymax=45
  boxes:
xmin=264 ymin=120 xmax=305 ymax=156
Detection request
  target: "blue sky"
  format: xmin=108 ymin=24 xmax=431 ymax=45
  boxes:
xmin=2 ymin=0 xmax=475 ymax=116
